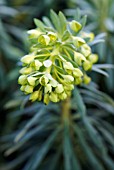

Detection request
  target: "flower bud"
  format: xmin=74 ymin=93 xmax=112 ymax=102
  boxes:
xmin=50 ymin=79 xmax=58 ymax=87
xmin=39 ymin=76 xmax=49 ymax=86
xmin=88 ymin=33 xmax=94 ymax=42
xmin=83 ymin=60 xmax=92 ymax=71
xmin=65 ymin=70 xmax=72 ymax=75
xmin=45 ymin=73 xmax=53 ymax=80
xmin=38 ymin=90 xmax=43 ymax=101
xmin=38 ymin=35 xmax=50 ymax=45
xmin=73 ymin=37 xmax=85 ymax=48
xmin=83 ymin=74 xmax=91 ymax=84
xmin=65 ymin=90 xmax=72 ymax=96
xmin=55 ymin=84 xmax=64 ymax=94
xmin=48 ymin=32 xmax=57 ymax=42
xmin=49 ymin=92 xmax=58 ymax=102
xmin=18 ymin=75 xmax=27 ymax=85
xmin=34 ymin=60 xmax=42 ymax=70
xmin=27 ymin=29 xmax=42 ymax=38
xmin=69 ymin=20 xmax=82 ymax=32
xmin=64 ymin=84 xmax=74 ymax=91
xmin=19 ymin=67 xmax=32 ymax=75
xmin=44 ymin=93 xmax=50 ymax=105
xmin=88 ymin=54 xmax=98 ymax=64
xmin=45 ymin=84 xmax=52 ymax=93
xmin=21 ymin=54 xmax=35 ymax=64
xmin=24 ymin=85 xmax=33 ymax=94
xmin=20 ymin=85 xmax=26 ymax=91
xmin=63 ymin=61 xmax=74 ymax=70
xmin=81 ymin=32 xmax=94 ymax=42
xmin=43 ymin=60 xmax=52 ymax=68
xmin=74 ymin=77 xmax=82 ymax=85
xmin=81 ymin=44 xmax=91 ymax=57
xmin=29 ymin=91 xmax=38 ymax=101
xmin=59 ymin=92 xmax=67 ymax=100
xmin=73 ymin=68 xmax=83 ymax=77
xmin=63 ymin=75 xmax=74 ymax=83
xmin=27 ymin=76 xmax=37 ymax=86
xmin=74 ymin=52 xmax=86 ymax=66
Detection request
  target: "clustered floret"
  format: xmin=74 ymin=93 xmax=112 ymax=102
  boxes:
xmin=18 ymin=11 xmax=98 ymax=104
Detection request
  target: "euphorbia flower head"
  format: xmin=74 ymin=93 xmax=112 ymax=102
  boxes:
xmin=18 ymin=10 xmax=98 ymax=104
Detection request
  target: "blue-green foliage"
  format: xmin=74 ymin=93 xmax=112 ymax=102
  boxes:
xmin=0 ymin=1 xmax=114 ymax=170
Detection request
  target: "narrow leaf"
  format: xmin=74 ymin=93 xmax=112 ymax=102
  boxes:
xmin=93 ymin=64 xmax=114 ymax=69
xmin=83 ymin=117 xmax=107 ymax=156
xmin=59 ymin=11 xmax=67 ymax=34
xmin=73 ymin=125 xmax=104 ymax=170
xmin=89 ymin=39 xmax=105 ymax=46
xmin=42 ymin=16 xmax=54 ymax=28
xmin=73 ymin=87 xmax=86 ymax=117
xmin=63 ymin=121 xmax=81 ymax=170
xmin=50 ymin=10 xmax=61 ymax=34
xmin=34 ymin=18 xmax=45 ymax=31
xmin=80 ymin=15 xmax=87 ymax=28
xmin=31 ymin=127 xmax=61 ymax=170
xmin=92 ymin=66 xmax=109 ymax=77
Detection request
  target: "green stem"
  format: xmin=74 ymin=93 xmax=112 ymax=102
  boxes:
xmin=36 ymin=54 xmax=50 ymax=57
xmin=61 ymin=97 xmax=71 ymax=123
xmin=64 ymin=49 xmax=72 ymax=60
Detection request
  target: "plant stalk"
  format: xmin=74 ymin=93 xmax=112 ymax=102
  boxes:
xmin=61 ymin=97 xmax=71 ymax=123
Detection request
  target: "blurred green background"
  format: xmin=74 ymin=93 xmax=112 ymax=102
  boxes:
xmin=0 ymin=0 xmax=114 ymax=169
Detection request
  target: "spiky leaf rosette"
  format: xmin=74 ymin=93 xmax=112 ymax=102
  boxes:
xmin=18 ymin=10 xmax=98 ymax=104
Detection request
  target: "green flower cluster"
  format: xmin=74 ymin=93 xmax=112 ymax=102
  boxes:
xmin=18 ymin=10 xmax=98 ymax=104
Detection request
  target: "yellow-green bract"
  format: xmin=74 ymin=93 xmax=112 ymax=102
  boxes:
xmin=18 ymin=10 xmax=98 ymax=104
